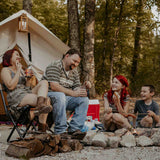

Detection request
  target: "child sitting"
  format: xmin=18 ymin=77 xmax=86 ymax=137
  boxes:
xmin=134 ymin=85 xmax=160 ymax=128
xmin=103 ymin=75 xmax=134 ymax=131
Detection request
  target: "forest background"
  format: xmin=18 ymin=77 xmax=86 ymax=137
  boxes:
xmin=1 ymin=0 xmax=160 ymax=98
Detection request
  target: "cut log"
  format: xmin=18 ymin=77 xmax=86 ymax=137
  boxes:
xmin=59 ymin=145 xmax=72 ymax=153
xmin=5 ymin=133 xmax=84 ymax=158
xmin=50 ymin=145 xmax=59 ymax=155
xmin=68 ymin=139 xmax=83 ymax=151
xmin=5 ymin=144 xmax=31 ymax=158
xmin=5 ymin=139 xmax=44 ymax=158
xmin=35 ymin=143 xmax=52 ymax=157
xmin=33 ymin=133 xmax=51 ymax=142
xmin=59 ymin=139 xmax=72 ymax=152
xmin=49 ymin=135 xmax=61 ymax=147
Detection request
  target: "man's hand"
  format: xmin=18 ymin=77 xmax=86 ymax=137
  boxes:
xmin=147 ymin=110 xmax=155 ymax=117
xmin=73 ymin=88 xmax=87 ymax=97
xmin=83 ymin=81 xmax=92 ymax=89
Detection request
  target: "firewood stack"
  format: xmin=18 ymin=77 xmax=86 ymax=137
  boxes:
xmin=5 ymin=133 xmax=83 ymax=159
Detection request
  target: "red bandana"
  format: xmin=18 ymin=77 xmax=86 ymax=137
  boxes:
xmin=104 ymin=75 xmax=129 ymax=107
xmin=114 ymin=75 xmax=129 ymax=87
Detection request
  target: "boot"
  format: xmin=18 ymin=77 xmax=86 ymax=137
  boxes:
xmin=34 ymin=97 xmax=53 ymax=116
xmin=38 ymin=123 xmax=47 ymax=132
xmin=37 ymin=96 xmax=45 ymax=107
xmin=44 ymin=97 xmax=53 ymax=112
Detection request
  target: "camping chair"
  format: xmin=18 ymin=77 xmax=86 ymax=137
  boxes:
xmin=0 ymin=83 xmax=37 ymax=142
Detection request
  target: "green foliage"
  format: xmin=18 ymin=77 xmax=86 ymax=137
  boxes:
xmin=94 ymin=0 xmax=160 ymax=96
xmin=32 ymin=0 xmax=68 ymax=43
xmin=0 ymin=0 xmax=22 ymax=21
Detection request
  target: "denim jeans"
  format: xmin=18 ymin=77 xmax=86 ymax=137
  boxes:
xmin=48 ymin=92 xmax=89 ymax=134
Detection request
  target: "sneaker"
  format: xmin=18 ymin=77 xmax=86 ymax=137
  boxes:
xmin=68 ymin=130 xmax=86 ymax=140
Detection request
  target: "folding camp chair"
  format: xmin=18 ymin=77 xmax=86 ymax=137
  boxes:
xmin=0 ymin=83 xmax=37 ymax=142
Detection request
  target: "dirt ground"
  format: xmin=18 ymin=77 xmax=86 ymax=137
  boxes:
xmin=0 ymin=97 xmax=160 ymax=160
xmin=1 ymin=143 xmax=160 ymax=160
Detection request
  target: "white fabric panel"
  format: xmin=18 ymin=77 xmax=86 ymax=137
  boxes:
xmin=0 ymin=20 xmax=17 ymax=56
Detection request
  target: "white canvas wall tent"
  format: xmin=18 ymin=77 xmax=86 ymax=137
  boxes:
xmin=0 ymin=10 xmax=69 ymax=80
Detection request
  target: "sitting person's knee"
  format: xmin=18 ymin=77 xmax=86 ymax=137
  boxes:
xmin=104 ymin=112 xmax=113 ymax=121
xmin=79 ymin=96 xmax=89 ymax=104
xmin=112 ymin=113 xmax=121 ymax=121
xmin=40 ymin=80 xmax=48 ymax=86
xmin=112 ymin=113 xmax=129 ymax=125
xmin=49 ymin=92 xmax=66 ymax=100
xmin=48 ymin=92 xmax=66 ymax=109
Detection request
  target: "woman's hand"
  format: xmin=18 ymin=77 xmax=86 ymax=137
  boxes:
xmin=113 ymin=92 xmax=120 ymax=105
xmin=16 ymin=60 xmax=22 ymax=71
xmin=105 ymin=107 xmax=112 ymax=114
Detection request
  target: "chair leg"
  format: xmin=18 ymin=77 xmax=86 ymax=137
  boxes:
xmin=31 ymin=122 xmax=37 ymax=131
xmin=7 ymin=124 xmax=23 ymax=142
xmin=7 ymin=126 xmax=16 ymax=142
xmin=22 ymin=119 xmax=34 ymax=138
xmin=6 ymin=106 xmax=38 ymax=142
xmin=7 ymin=113 xmax=24 ymax=142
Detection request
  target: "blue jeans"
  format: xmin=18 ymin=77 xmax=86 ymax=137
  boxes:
xmin=48 ymin=92 xmax=89 ymax=134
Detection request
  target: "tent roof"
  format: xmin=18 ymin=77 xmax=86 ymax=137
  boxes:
xmin=0 ymin=10 xmax=69 ymax=54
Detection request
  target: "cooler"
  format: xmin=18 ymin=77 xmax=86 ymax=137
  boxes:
xmin=87 ymin=99 xmax=100 ymax=121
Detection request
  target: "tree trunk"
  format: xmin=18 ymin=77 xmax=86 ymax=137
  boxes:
xmin=83 ymin=0 xmax=95 ymax=98
xmin=131 ymin=0 xmax=143 ymax=83
xmin=110 ymin=0 xmax=125 ymax=86
xmin=102 ymin=0 xmax=109 ymax=80
xmin=67 ymin=0 xmax=81 ymax=52
xmin=23 ymin=0 xmax=32 ymax=14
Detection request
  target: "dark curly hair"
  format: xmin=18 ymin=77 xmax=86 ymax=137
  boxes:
xmin=62 ymin=48 xmax=82 ymax=59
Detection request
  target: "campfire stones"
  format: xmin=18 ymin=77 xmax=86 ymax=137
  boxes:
xmin=136 ymin=136 xmax=153 ymax=147
xmin=135 ymin=128 xmax=159 ymax=137
xmin=120 ymin=134 xmax=136 ymax=147
xmin=84 ymin=128 xmax=160 ymax=148
xmin=107 ymin=136 xmax=121 ymax=148
xmin=92 ymin=132 xmax=107 ymax=148
xmin=115 ymin=128 xmax=128 ymax=137
xmin=82 ymin=130 xmax=97 ymax=146
xmin=151 ymin=130 xmax=160 ymax=146
xmin=103 ymin=132 xmax=115 ymax=137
